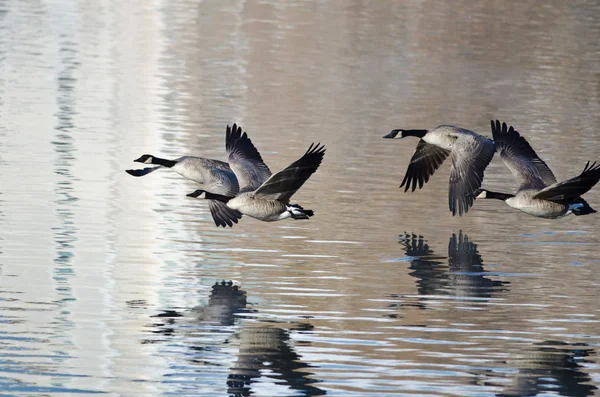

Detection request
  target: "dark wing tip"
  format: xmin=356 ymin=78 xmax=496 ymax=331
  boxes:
xmin=582 ymin=160 xmax=600 ymax=173
xmin=302 ymin=142 xmax=326 ymax=166
xmin=225 ymin=123 xmax=244 ymax=151
xmin=226 ymin=125 xmax=268 ymax=167
xmin=581 ymin=160 xmax=600 ymax=176
xmin=491 ymin=119 xmax=523 ymax=141
xmin=209 ymin=200 xmax=242 ymax=228
xmin=305 ymin=142 xmax=326 ymax=156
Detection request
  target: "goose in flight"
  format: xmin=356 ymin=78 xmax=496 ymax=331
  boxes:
xmin=188 ymin=124 xmax=325 ymax=226
xmin=126 ymin=129 xmax=246 ymax=227
xmin=383 ymin=125 xmax=495 ymax=216
xmin=475 ymin=120 xmax=599 ymax=218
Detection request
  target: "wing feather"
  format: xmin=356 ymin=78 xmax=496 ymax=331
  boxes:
xmin=448 ymin=135 xmax=495 ymax=216
xmin=254 ymin=143 xmax=326 ymax=202
xmin=226 ymin=123 xmax=272 ymax=191
xmin=533 ymin=161 xmax=600 ymax=202
xmin=208 ymin=200 xmax=242 ymax=227
xmin=491 ymin=120 xmax=556 ymax=190
xmin=400 ymin=140 xmax=450 ymax=192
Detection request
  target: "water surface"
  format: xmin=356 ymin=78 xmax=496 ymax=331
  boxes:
xmin=1 ymin=0 xmax=600 ymax=395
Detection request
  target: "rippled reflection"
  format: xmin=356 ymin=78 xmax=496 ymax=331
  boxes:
xmin=145 ymin=281 xmax=324 ymax=396
xmin=145 ymin=280 xmax=250 ymax=341
xmin=228 ymin=327 xmax=325 ymax=397
xmin=2 ymin=0 xmax=600 ymax=395
xmin=397 ymin=231 xmax=509 ymax=306
xmin=497 ymin=341 xmax=597 ymax=397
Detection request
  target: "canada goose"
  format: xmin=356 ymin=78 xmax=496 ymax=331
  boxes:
xmin=383 ymin=125 xmax=495 ymax=216
xmin=126 ymin=155 xmax=238 ymax=191
xmin=475 ymin=120 xmax=600 ymax=218
xmin=188 ymin=124 xmax=325 ymax=226
xmin=125 ymin=129 xmax=249 ymax=227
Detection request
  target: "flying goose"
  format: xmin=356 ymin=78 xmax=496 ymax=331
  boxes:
xmin=126 ymin=126 xmax=252 ymax=227
xmin=126 ymin=155 xmax=238 ymax=193
xmin=188 ymin=124 xmax=325 ymax=225
xmin=383 ymin=125 xmax=495 ymax=216
xmin=475 ymin=120 xmax=600 ymax=218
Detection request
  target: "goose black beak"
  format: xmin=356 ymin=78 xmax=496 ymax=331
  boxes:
xmin=383 ymin=129 xmax=401 ymax=139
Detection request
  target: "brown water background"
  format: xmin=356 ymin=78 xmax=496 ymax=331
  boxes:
xmin=1 ymin=1 xmax=599 ymax=395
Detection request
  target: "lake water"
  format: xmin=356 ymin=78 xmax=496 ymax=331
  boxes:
xmin=1 ymin=0 xmax=600 ymax=396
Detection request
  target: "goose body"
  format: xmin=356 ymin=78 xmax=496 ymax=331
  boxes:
xmin=188 ymin=124 xmax=325 ymax=226
xmin=127 ymin=155 xmax=239 ymax=197
xmin=384 ymin=125 xmax=495 ymax=216
xmin=504 ymin=190 xmax=574 ymax=218
xmin=475 ymin=120 xmax=600 ymax=218
xmin=226 ymin=194 xmax=290 ymax=222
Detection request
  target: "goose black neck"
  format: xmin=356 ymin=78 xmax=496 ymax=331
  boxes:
xmin=205 ymin=192 xmax=231 ymax=203
xmin=485 ymin=191 xmax=514 ymax=201
xmin=401 ymin=129 xmax=428 ymax=138
xmin=152 ymin=157 xmax=177 ymax=168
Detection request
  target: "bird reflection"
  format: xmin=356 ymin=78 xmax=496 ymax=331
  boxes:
xmin=227 ymin=326 xmax=326 ymax=397
xmin=498 ymin=340 xmax=596 ymax=397
xmin=143 ymin=281 xmax=325 ymax=397
xmin=399 ymin=231 xmax=509 ymax=301
xmin=190 ymin=280 xmax=248 ymax=326
xmin=146 ymin=280 xmax=249 ymax=339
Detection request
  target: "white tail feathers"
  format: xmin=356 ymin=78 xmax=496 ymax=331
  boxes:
xmin=286 ymin=204 xmax=314 ymax=220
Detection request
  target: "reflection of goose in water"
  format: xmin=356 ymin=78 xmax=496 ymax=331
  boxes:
xmin=497 ymin=341 xmax=596 ymax=397
xmin=399 ymin=231 xmax=509 ymax=300
xmin=228 ymin=326 xmax=325 ymax=397
xmin=189 ymin=280 xmax=248 ymax=326
xmin=144 ymin=280 xmax=249 ymax=340
xmin=143 ymin=281 xmax=325 ymax=396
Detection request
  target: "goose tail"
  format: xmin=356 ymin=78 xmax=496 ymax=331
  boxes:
xmin=286 ymin=204 xmax=314 ymax=220
xmin=570 ymin=198 xmax=597 ymax=216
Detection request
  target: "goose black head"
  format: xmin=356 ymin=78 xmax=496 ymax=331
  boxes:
xmin=186 ymin=190 xmax=206 ymax=199
xmin=383 ymin=129 xmax=428 ymax=139
xmin=134 ymin=154 xmax=154 ymax=164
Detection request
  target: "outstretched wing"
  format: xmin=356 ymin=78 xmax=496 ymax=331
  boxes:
xmin=208 ymin=200 xmax=242 ymax=227
xmin=448 ymin=135 xmax=495 ymax=216
xmin=491 ymin=120 xmax=557 ymax=190
xmin=254 ymin=143 xmax=326 ymax=202
xmin=533 ymin=161 xmax=600 ymax=202
xmin=400 ymin=140 xmax=450 ymax=192
xmin=226 ymin=123 xmax=272 ymax=191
